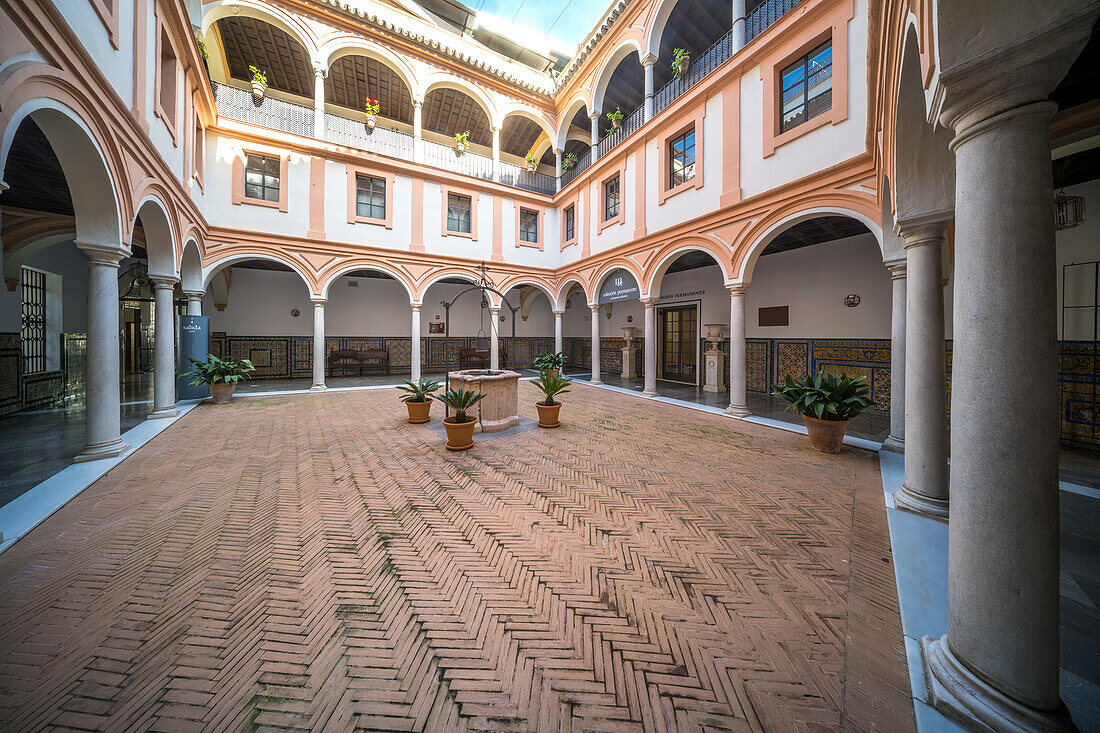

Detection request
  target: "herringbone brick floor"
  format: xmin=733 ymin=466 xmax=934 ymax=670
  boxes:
xmin=0 ymin=384 xmax=914 ymax=732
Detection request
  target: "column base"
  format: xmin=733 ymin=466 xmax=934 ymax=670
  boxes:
xmin=725 ymin=405 xmax=751 ymax=417
xmin=881 ymin=435 xmax=905 ymax=453
xmin=921 ymin=635 xmax=1076 ymax=733
xmin=641 ymin=389 xmax=658 ymax=398
xmin=309 ymin=384 xmax=327 ymax=393
xmin=894 ymin=484 xmax=950 ymax=520
xmin=147 ymin=407 xmax=179 ymax=420
xmin=74 ymin=438 xmax=132 ymax=463
xmin=589 ymin=379 xmax=603 ymax=385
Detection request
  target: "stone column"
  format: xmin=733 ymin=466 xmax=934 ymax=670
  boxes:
xmin=642 ymin=55 xmax=656 ymax=121
xmin=589 ymin=305 xmax=602 ymax=384
xmin=589 ymin=112 xmax=600 ymax=162
xmin=553 ymin=309 xmax=564 ymax=354
xmin=491 ymin=126 xmax=501 ymax=182
xmin=489 ymin=306 xmax=500 ymax=371
xmin=410 ymin=303 xmax=421 ymax=382
xmin=183 ymin=289 xmax=203 ymax=316
xmin=148 ymin=276 xmax=179 ymax=419
xmin=882 ymin=258 xmax=907 ymax=452
xmin=554 ymin=149 xmax=563 ymax=192
xmin=732 ymin=0 xmax=747 ymax=52
xmin=642 ymin=298 xmax=657 ymax=397
xmin=893 ymin=219 xmax=949 ymax=519
xmin=919 ymin=31 xmax=1091 ymax=724
xmin=726 ymin=286 xmax=751 ymax=416
xmin=312 ymin=66 xmax=326 ymax=139
xmin=310 ymin=297 xmax=326 ymax=392
xmin=74 ymin=245 xmax=129 ymax=462
xmin=412 ymin=99 xmax=423 ymax=163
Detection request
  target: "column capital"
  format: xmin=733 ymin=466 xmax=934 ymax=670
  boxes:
xmin=312 ymin=64 xmax=326 ymax=79
xmin=183 ymin=288 xmax=204 ymax=298
xmin=883 ymin=257 xmax=907 ymax=278
xmin=76 ymin=241 xmax=126 ymax=264
xmin=412 ymin=98 xmax=423 ymax=108
xmin=726 ymin=284 xmax=747 ymax=296
xmin=589 ymin=303 xmax=600 ymax=313
xmin=409 ymin=301 xmax=422 ymax=310
xmin=150 ymin=275 xmax=179 ymax=289
xmin=896 ymin=213 xmax=951 ymax=248
xmin=552 ymin=309 xmax=565 ymax=316
xmin=589 ymin=111 xmax=600 ymax=121
xmin=488 ymin=305 xmax=500 ymax=313
xmin=640 ymin=297 xmax=658 ymax=307
xmin=640 ymin=53 xmax=657 ymax=67
xmin=310 ymin=296 xmax=327 ymax=305
xmin=553 ymin=148 xmax=562 ymax=156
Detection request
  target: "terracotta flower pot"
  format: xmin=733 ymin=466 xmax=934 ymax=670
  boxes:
xmin=251 ymin=80 xmax=265 ymax=98
xmin=544 ymin=368 xmax=560 ymax=380
xmin=611 ymin=118 xmax=621 ymax=129
xmin=405 ymin=398 xmax=432 ymax=424
xmin=455 ymin=142 xmax=469 ymax=154
xmin=209 ymin=382 xmax=236 ymax=404
xmin=526 ymin=163 xmax=537 ymax=172
xmin=365 ymin=114 xmax=376 ymax=129
xmin=443 ymin=417 xmax=476 ymax=450
xmin=536 ymin=401 xmax=561 ymax=428
xmin=802 ymin=415 xmax=848 ymax=454
xmin=676 ymin=55 xmax=690 ymax=76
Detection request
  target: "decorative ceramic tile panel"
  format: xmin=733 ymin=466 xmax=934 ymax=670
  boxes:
xmin=746 ymin=339 xmax=771 ymax=394
xmin=0 ymin=333 xmax=21 ymax=416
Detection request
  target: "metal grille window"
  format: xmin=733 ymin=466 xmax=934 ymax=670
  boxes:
xmin=21 ymin=267 xmax=46 ymax=374
xmin=780 ymin=40 xmax=832 ymax=133
xmin=356 ymin=175 xmax=387 ymax=219
xmin=565 ymin=205 xmax=575 ymax=241
xmin=519 ymin=208 xmax=538 ymax=243
xmin=604 ymin=176 xmax=620 ymax=221
xmin=244 ymin=153 xmax=280 ymax=202
xmin=669 ymin=128 xmax=696 ymax=188
xmin=447 ymin=193 xmax=472 ymax=233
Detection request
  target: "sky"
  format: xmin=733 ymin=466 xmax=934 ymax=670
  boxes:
xmin=468 ymin=0 xmax=614 ymax=55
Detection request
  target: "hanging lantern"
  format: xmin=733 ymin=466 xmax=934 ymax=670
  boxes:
xmin=1054 ymin=189 xmax=1085 ymax=230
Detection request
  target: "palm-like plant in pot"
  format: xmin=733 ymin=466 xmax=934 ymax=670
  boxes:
xmin=772 ymin=371 xmax=872 ymax=453
xmin=396 ymin=379 xmax=440 ymax=423
xmin=436 ymin=389 xmax=486 ymax=450
xmin=185 ymin=354 xmax=255 ymax=404
xmin=532 ymin=373 xmax=571 ymax=428
xmin=533 ymin=352 xmax=566 ymax=379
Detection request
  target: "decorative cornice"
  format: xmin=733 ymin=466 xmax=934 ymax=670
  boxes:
xmin=555 ymin=0 xmax=631 ymax=90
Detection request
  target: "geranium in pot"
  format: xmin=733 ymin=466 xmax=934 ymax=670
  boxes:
xmin=606 ymin=106 xmax=624 ymax=130
xmin=364 ymin=97 xmax=380 ymax=129
xmin=772 ymin=371 xmax=872 ymax=453
xmin=436 ymin=388 xmax=485 ymax=450
xmin=533 ymin=351 xmax=566 ymax=380
xmin=532 ymin=373 xmax=571 ymax=428
xmin=248 ymin=65 xmax=268 ymax=99
xmin=397 ymin=378 xmax=440 ymax=424
xmin=185 ymin=354 xmax=255 ymax=404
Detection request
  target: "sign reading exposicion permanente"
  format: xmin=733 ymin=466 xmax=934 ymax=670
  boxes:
xmin=598 ymin=269 xmax=640 ymax=304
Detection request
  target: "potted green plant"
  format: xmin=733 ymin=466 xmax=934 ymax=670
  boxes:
xmin=532 ymin=373 xmax=572 ymax=428
xmin=561 ymin=152 xmax=578 ymax=172
xmin=185 ymin=354 xmax=256 ymax=404
xmin=672 ymin=48 xmax=690 ymax=79
xmin=436 ymin=389 xmax=486 ymax=450
xmin=248 ymin=65 xmax=268 ymax=99
xmin=606 ymin=106 xmax=624 ymax=130
xmin=533 ymin=352 xmax=566 ymax=379
xmin=772 ymin=371 xmax=873 ymax=453
xmin=396 ymin=378 xmax=440 ymax=423
xmin=364 ymin=97 xmax=380 ymax=129
xmin=195 ymin=34 xmax=210 ymax=75
xmin=525 ymin=152 xmax=538 ymax=172
xmin=454 ymin=130 xmax=471 ymax=153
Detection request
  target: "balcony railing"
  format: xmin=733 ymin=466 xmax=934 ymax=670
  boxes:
xmin=559 ymin=148 xmax=593 ymax=188
xmin=324 ymin=112 xmax=414 ymax=159
xmin=747 ymin=0 xmax=803 ymax=42
xmin=211 ymin=82 xmax=315 ymax=138
xmin=499 ymin=161 xmax=556 ymax=195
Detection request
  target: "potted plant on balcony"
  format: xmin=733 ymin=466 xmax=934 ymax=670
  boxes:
xmin=397 ymin=378 xmax=440 ymax=424
xmin=525 ymin=152 xmax=538 ymax=172
xmin=561 ymin=152 xmax=578 ymax=172
xmin=454 ymin=130 xmax=471 ymax=154
xmin=185 ymin=353 xmax=256 ymax=404
xmin=672 ymin=48 xmax=690 ymax=80
xmin=532 ymin=372 xmax=572 ymax=428
xmin=364 ymin=98 xmax=380 ymax=129
xmin=606 ymin=106 xmax=624 ymax=130
xmin=195 ymin=34 xmax=209 ymax=75
xmin=533 ymin=351 xmax=566 ymax=379
xmin=772 ymin=371 xmax=873 ymax=454
xmin=436 ymin=388 xmax=485 ymax=450
xmin=248 ymin=65 xmax=268 ymax=99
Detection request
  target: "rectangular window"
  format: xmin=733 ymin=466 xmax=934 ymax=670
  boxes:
xmin=565 ymin=205 xmax=575 ymax=241
xmin=356 ymin=174 xmax=387 ymax=220
xmin=447 ymin=193 xmax=472 ymax=233
xmin=604 ymin=176 xmax=620 ymax=222
xmin=21 ymin=267 xmax=46 ymax=374
xmin=668 ymin=128 xmax=696 ymax=188
xmin=780 ymin=40 xmax=832 ymax=133
xmin=519 ymin=208 xmax=538 ymax=243
xmin=158 ymin=28 xmax=178 ymax=123
xmin=245 ymin=153 xmax=280 ymax=202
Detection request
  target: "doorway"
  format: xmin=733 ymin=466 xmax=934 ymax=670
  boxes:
xmin=659 ymin=304 xmax=698 ymax=384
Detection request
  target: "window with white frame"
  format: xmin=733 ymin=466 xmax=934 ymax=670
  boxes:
xmin=519 ymin=208 xmax=538 ymax=243
xmin=604 ymin=176 xmax=620 ymax=221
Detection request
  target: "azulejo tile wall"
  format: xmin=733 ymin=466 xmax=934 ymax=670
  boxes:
xmin=0 ymin=332 xmax=71 ymax=417
xmin=1059 ymin=340 xmax=1098 ymax=452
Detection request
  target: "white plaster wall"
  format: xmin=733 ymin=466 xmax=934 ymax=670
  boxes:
xmin=144 ymin=0 xmax=185 ymax=181
xmin=205 ymin=136 xmax=312 ymax=238
xmin=420 ymin=182 xmax=495 ymax=261
xmin=500 ymin=198 xmax=559 ymax=268
xmin=588 ymin=155 xmax=636 ymax=254
xmin=50 ymin=0 xmax=135 ymax=109
xmin=0 ymin=242 xmax=89 ymax=335
xmin=323 ymin=161 xmax=414 ymax=249
xmin=645 ymin=94 xmax=724 ymax=235
xmin=739 ymin=0 xmax=870 ymax=199
xmin=1056 ymin=179 xmax=1100 ymax=340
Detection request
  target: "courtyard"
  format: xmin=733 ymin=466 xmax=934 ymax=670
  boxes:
xmin=0 ymin=384 xmax=914 ymax=731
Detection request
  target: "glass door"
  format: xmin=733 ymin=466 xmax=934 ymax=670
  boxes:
xmin=659 ymin=305 xmax=698 ymax=383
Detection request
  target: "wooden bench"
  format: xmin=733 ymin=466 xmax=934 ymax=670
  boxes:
xmin=458 ymin=347 xmax=507 ymax=370
xmin=327 ymin=348 xmax=390 ymax=377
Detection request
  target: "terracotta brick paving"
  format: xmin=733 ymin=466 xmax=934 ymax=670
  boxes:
xmin=0 ymin=383 xmax=914 ymax=732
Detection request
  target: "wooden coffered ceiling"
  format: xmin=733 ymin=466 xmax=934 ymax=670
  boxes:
xmin=499 ymin=117 xmax=543 ymax=158
xmin=0 ymin=118 xmax=73 ymax=217
xmin=763 ymin=216 xmax=872 ymax=256
xmin=326 ymin=55 xmax=414 ymax=124
xmin=216 ymin=16 xmax=313 ymax=97
xmin=422 ymin=87 xmax=492 ymax=146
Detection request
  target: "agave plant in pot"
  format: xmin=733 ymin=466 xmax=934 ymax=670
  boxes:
xmin=532 ymin=373 xmax=571 ymax=428
xmin=185 ymin=354 xmax=255 ymax=404
xmin=772 ymin=371 xmax=872 ymax=453
xmin=397 ymin=378 xmax=440 ymax=424
xmin=436 ymin=388 xmax=486 ymax=450
xmin=533 ymin=351 xmax=566 ymax=379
